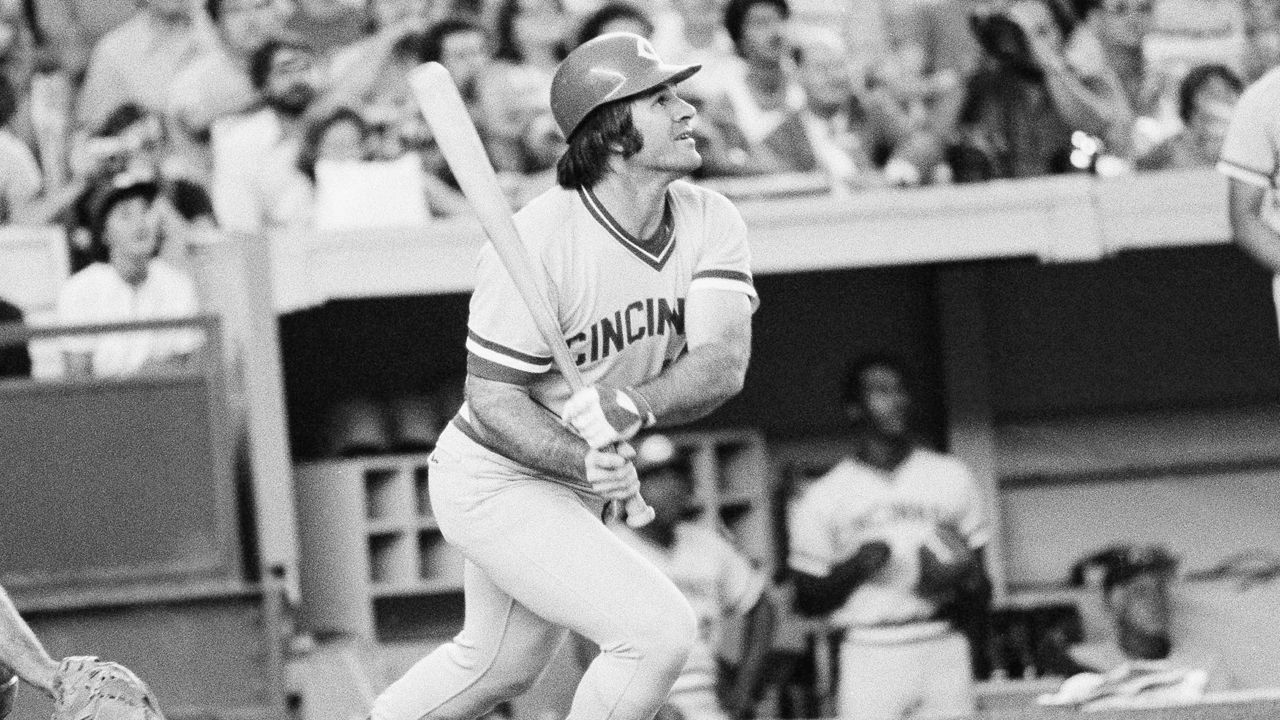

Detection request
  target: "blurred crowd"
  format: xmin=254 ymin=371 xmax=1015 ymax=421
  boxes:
xmin=0 ymin=0 xmax=1272 ymax=378
xmin=0 ymin=0 xmax=1270 ymax=236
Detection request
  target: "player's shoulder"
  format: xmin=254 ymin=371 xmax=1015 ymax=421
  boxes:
xmin=668 ymin=179 xmax=739 ymax=217
xmin=795 ymin=459 xmax=861 ymax=503
xmin=907 ymin=448 xmax=975 ymax=481
xmin=512 ymin=184 xmax=578 ymax=246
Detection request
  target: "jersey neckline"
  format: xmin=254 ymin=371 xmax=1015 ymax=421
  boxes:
xmin=578 ymin=185 xmax=676 ymax=271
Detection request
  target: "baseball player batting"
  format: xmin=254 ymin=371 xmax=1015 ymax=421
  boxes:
xmin=370 ymin=32 xmax=757 ymax=720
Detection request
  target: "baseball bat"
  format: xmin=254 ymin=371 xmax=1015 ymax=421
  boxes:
xmin=409 ymin=61 xmax=655 ymax=528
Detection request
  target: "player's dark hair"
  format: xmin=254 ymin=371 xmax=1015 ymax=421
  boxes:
xmin=87 ymin=180 xmax=163 ymax=262
xmin=1177 ymin=63 xmax=1241 ymax=124
xmin=841 ymin=351 xmax=911 ymax=406
xmin=723 ymin=0 xmax=789 ymax=53
xmin=576 ymin=2 xmax=654 ymax=47
xmin=556 ymin=95 xmax=645 ymax=189
xmin=421 ymin=17 xmax=486 ymax=63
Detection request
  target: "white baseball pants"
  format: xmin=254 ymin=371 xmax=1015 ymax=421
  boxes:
xmin=838 ymin=628 xmax=976 ymax=720
xmin=370 ymin=435 xmax=697 ymax=720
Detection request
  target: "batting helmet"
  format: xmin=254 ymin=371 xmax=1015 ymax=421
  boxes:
xmin=551 ymin=32 xmax=701 ymax=139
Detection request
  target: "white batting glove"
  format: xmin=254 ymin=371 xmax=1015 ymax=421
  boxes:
xmin=562 ymin=385 xmax=652 ymax=449
xmin=584 ymin=443 xmax=639 ymax=501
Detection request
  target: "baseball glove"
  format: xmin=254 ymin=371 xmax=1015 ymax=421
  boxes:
xmin=51 ymin=656 xmax=165 ymax=720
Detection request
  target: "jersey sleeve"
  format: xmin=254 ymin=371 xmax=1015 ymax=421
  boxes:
xmin=711 ymin=533 xmax=767 ymax=616
xmin=690 ymin=191 xmax=759 ymax=311
xmin=1218 ymin=71 xmax=1280 ymax=188
xmin=786 ymin=486 xmax=837 ymax=577
xmin=952 ymin=461 xmax=990 ymax=549
xmin=465 ymin=243 xmax=555 ymax=385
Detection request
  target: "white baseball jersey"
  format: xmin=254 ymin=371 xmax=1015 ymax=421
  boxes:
xmin=787 ymin=449 xmax=988 ymax=629
xmin=614 ymin=523 xmax=767 ymax=697
xmin=55 ymin=260 xmax=203 ymax=376
xmin=444 ymin=180 xmax=757 ymax=488
xmin=1217 ymin=67 xmax=1280 ymax=336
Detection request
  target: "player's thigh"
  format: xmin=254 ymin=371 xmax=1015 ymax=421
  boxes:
xmin=455 ymin=559 xmax=568 ymax=686
xmin=435 ymin=471 xmax=691 ymax=648
xmin=917 ymin=633 xmax=976 ymax=719
xmin=838 ymin=642 xmax=918 ymax=720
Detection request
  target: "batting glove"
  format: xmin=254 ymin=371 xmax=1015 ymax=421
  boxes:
xmin=562 ymin=385 xmax=652 ymax=449
xmin=584 ymin=444 xmax=640 ymax=501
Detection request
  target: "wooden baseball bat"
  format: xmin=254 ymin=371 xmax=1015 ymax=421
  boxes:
xmin=408 ymin=61 xmax=655 ymax=528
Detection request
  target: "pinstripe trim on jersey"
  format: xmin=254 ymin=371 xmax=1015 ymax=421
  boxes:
xmin=691 ymin=269 xmax=757 ymax=303
xmin=1217 ymin=158 xmax=1276 ymax=188
xmin=466 ymin=330 xmax=552 ymax=375
xmin=578 ymin=186 xmax=676 ymax=271
xmin=467 ymin=351 xmax=541 ymax=384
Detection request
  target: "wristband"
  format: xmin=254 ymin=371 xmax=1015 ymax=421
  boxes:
xmin=623 ymin=386 xmax=657 ymax=427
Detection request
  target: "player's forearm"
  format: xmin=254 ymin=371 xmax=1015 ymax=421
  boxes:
xmin=0 ymin=587 xmax=57 ymax=694
xmin=634 ymin=329 xmax=750 ymax=428
xmin=467 ymin=375 xmax=590 ymax=484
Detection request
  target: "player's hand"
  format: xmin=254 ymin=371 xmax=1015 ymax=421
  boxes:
xmin=837 ymin=540 xmax=892 ymax=583
xmin=562 ymin=385 xmax=650 ymax=449
xmin=916 ymin=525 xmax=976 ymax=601
xmin=584 ymin=443 xmax=639 ymax=501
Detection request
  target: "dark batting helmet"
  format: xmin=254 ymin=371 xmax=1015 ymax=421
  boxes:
xmin=551 ymin=32 xmax=701 ymax=140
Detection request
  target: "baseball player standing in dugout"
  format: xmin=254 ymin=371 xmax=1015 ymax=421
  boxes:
xmin=370 ymin=32 xmax=757 ymax=720
xmin=787 ymin=355 xmax=992 ymax=720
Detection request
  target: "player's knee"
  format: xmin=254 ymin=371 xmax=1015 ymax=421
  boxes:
xmin=637 ymin=597 xmax=697 ymax=671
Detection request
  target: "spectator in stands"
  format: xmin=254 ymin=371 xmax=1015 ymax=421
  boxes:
xmin=2 ymin=0 xmax=74 ymax=194
xmin=481 ymin=0 xmax=570 ymax=174
xmin=286 ymin=0 xmax=368 ymax=53
xmin=861 ymin=0 xmax=981 ymax=186
xmin=0 ymin=294 xmax=32 ymax=379
xmin=421 ymin=16 xmax=491 ymax=124
xmin=576 ymin=2 xmax=655 ymax=46
xmin=75 ymin=0 xmax=202 ymax=133
xmin=167 ymin=0 xmax=295 ymax=167
xmin=1136 ymin=64 xmax=1242 ymax=172
xmin=1062 ymin=0 xmax=1164 ymax=156
xmin=62 ymin=103 xmax=216 ymax=273
xmin=298 ymin=105 xmax=464 ymax=228
xmin=1241 ymin=0 xmax=1280 ymax=84
xmin=56 ymin=179 xmax=203 ymax=378
xmin=648 ymin=0 xmax=738 ymax=106
xmin=0 ymin=72 xmax=40 ymax=223
xmin=788 ymin=353 xmax=992 ymax=720
xmin=791 ymin=29 xmax=895 ymax=192
xmin=951 ymin=0 xmax=1089 ymax=180
xmin=210 ymin=39 xmax=321 ymax=232
xmin=696 ymin=0 xmax=809 ymax=177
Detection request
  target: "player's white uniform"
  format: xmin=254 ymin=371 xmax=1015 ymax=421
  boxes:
xmin=614 ymin=523 xmax=768 ymax=720
xmin=1217 ymin=67 xmax=1280 ymax=339
xmin=371 ymin=181 xmax=757 ymax=720
xmin=787 ymin=449 xmax=988 ymax=720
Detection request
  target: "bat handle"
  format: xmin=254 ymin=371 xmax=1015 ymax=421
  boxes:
xmin=622 ymin=493 xmax=656 ymax=528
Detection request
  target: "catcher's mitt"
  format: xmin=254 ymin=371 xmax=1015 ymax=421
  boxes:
xmin=52 ymin=657 xmax=165 ymax=720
